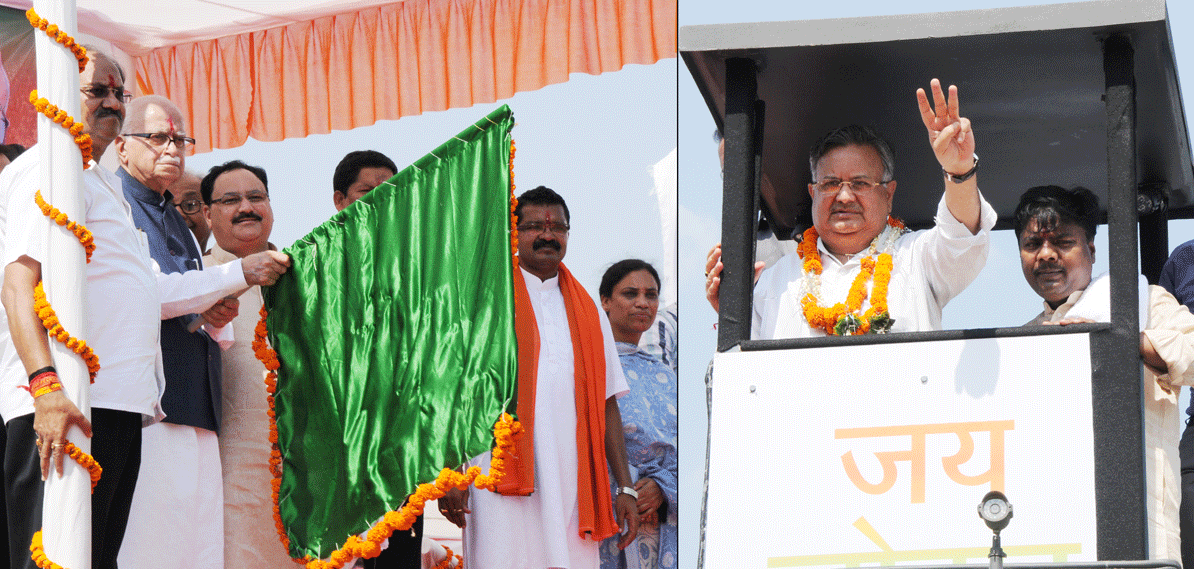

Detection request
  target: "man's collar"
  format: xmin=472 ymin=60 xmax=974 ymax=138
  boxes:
xmin=117 ymin=167 xmax=169 ymax=206
xmin=1041 ymin=288 xmax=1086 ymax=320
xmin=519 ymin=266 xmax=559 ymax=288
xmin=816 ymin=237 xmax=862 ymax=266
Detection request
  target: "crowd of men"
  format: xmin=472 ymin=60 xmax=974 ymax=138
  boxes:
xmin=14 ymin=35 xmax=1194 ymax=569
xmin=0 ymin=43 xmax=654 ymax=569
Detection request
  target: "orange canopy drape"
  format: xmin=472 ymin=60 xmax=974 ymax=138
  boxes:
xmin=134 ymin=0 xmax=676 ymax=153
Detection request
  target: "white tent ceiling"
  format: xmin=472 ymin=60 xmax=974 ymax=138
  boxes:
xmin=0 ymin=0 xmax=403 ymax=55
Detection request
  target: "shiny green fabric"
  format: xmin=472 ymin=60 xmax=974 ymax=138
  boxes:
xmin=262 ymin=105 xmax=517 ymax=559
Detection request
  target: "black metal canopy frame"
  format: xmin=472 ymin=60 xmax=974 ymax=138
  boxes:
xmin=682 ymin=0 xmax=1193 ymax=564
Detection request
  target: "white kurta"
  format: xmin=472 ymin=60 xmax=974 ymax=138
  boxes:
xmin=205 ymin=244 xmax=296 ymax=568
xmin=1028 ymin=272 xmax=1194 ymax=561
xmin=0 ymin=150 xmax=163 ymax=423
xmin=463 ymin=267 xmax=628 ymax=569
xmin=752 ymin=193 xmax=996 ymax=339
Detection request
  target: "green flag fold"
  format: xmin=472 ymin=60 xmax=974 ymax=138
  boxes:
xmin=262 ymin=105 xmax=517 ymax=559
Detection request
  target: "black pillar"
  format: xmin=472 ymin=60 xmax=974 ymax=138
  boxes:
xmin=1093 ymin=32 xmax=1148 ymax=561
xmin=717 ymin=58 xmax=760 ymax=352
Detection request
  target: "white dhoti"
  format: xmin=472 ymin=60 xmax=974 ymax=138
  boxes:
xmin=462 ymin=268 xmax=627 ymax=569
xmin=118 ymin=421 xmax=223 ymax=569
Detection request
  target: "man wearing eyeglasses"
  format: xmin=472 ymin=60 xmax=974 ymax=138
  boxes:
xmin=0 ymin=48 xmax=160 ymax=569
xmin=170 ymin=171 xmax=211 ymax=253
xmin=113 ymin=96 xmax=290 ymax=569
xmin=192 ymin=159 xmax=303 ymax=568
xmin=439 ymin=186 xmax=639 ymax=569
xmin=708 ymin=79 xmax=996 ymax=338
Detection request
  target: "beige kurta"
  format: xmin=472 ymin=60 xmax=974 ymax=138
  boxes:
xmin=206 ymin=244 xmax=295 ymax=567
xmin=1028 ymin=273 xmax=1194 ymax=560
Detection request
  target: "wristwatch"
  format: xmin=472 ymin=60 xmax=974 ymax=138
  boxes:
xmin=944 ymin=153 xmax=979 ymax=184
xmin=617 ymin=486 xmax=639 ymax=499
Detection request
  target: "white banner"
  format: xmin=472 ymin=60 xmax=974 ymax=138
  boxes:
xmin=706 ymin=334 xmax=1097 ymax=568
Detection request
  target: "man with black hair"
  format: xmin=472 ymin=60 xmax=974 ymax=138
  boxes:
xmin=333 ymin=150 xmax=398 ymax=211
xmin=439 ymin=186 xmax=639 ymax=569
xmin=1014 ymin=184 xmax=1194 ymax=561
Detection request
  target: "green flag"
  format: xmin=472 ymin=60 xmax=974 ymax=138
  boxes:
xmin=262 ymin=105 xmax=517 ymax=559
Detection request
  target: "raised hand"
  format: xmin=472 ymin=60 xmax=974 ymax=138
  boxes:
xmin=916 ymin=78 xmax=976 ymax=176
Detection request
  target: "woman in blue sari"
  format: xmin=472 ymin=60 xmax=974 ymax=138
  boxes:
xmin=598 ymin=260 xmax=678 ymax=569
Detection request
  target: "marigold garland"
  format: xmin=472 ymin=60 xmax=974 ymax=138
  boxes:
xmin=63 ymin=442 xmax=102 ymax=491
xmin=798 ymin=216 xmax=905 ymax=335
xmin=29 ymin=91 xmax=92 ymax=168
xmin=29 ymin=531 xmax=62 ymax=569
xmin=35 ymin=191 xmax=96 ymax=263
xmin=33 ymin=283 xmax=99 ymax=382
xmin=28 ymin=439 xmax=103 ymax=567
xmin=433 ymin=546 xmax=462 ymax=569
xmin=25 ymin=9 xmax=88 ymax=72
xmin=252 ymin=306 xmax=521 ymax=568
xmin=509 ymin=138 xmax=519 ymax=264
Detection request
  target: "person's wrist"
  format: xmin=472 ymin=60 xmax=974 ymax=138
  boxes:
xmin=944 ymin=153 xmax=979 ymax=183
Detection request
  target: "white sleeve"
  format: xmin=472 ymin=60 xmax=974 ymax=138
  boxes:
xmin=157 ymin=258 xmax=248 ymax=319
xmin=916 ymin=190 xmax=997 ymax=306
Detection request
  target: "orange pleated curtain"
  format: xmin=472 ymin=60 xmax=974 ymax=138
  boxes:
xmin=134 ymin=0 xmax=677 ymax=153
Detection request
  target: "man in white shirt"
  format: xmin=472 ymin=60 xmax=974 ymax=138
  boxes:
xmin=706 ymin=79 xmax=996 ymax=338
xmin=1014 ymin=184 xmax=1194 ymax=561
xmin=439 ymin=186 xmax=639 ymax=569
xmin=0 ymin=48 xmax=158 ymax=569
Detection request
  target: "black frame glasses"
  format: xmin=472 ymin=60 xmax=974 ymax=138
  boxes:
xmin=80 ymin=85 xmax=132 ymax=103
xmin=125 ymin=132 xmax=197 ymax=150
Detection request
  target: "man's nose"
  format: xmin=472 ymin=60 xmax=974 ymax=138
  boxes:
xmin=833 ymin=186 xmax=859 ymax=203
xmin=1038 ymin=242 xmax=1058 ymax=261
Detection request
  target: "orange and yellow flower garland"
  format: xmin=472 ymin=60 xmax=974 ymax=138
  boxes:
xmin=509 ymin=138 xmax=519 ymax=264
xmin=433 ymin=546 xmax=462 ymax=569
xmin=29 ymin=91 xmax=92 ymax=168
xmin=35 ymin=191 xmax=96 ymax=262
xmin=30 ymin=531 xmax=62 ymax=569
xmin=33 ymin=284 xmax=99 ymax=382
xmin=25 ymin=9 xmax=89 ymax=72
xmin=252 ymin=306 xmax=522 ymax=568
xmin=798 ymin=216 xmax=904 ymax=335
xmin=63 ymin=442 xmax=102 ymax=491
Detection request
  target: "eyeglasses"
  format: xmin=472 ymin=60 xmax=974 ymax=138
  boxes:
xmin=126 ymin=132 xmax=196 ymax=150
xmin=174 ymin=199 xmax=202 ymax=214
xmin=814 ymin=178 xmax=891 ymax=195
xmin=80 ymin=85 xmax=132 ymax=103
xmin=210 ymin=191 xmax=269 ymax=207
xmin=517 ymin=221 xmax=570 ymax=235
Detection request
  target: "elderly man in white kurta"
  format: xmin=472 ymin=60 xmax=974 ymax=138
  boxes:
xmin=706 ymin=80 xmax=995 ymax=338
xmin=440 ymin=186 xmax=639 ymax=569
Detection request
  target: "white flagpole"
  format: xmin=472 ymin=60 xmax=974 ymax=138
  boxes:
xmin=34 ymin=0 xmax=92 ymax=566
